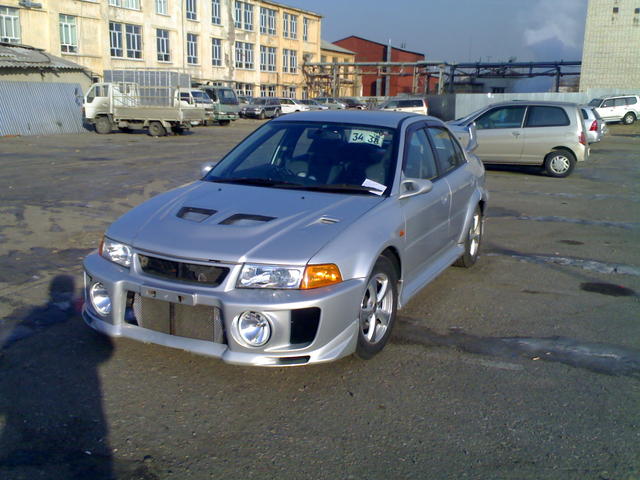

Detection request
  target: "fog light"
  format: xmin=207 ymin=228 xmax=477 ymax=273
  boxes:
xmin=237 ymin=311 xmax=271 ymax=347
xmin=90 ymin=282 xmax=112 ymax=316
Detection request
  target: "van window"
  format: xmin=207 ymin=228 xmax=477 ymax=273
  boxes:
xmin=475 ymin=106 xmax=526 ymax=129
xmin=525 ymin=106 xmax=570 ymax=127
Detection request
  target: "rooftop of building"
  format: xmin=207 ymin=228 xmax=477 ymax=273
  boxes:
xmin=0 ymin=42 xmax=88 ymax=71
xmin=320 ymin=40 xmax=356 ymax=55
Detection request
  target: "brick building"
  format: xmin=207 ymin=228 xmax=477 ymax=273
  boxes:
xmin=332 ymin=35 xmax=426 ymax=96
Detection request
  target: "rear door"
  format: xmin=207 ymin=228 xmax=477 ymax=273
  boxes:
xmin=520 ymin=105 xmax=572 ymax=164
xmin=473 ymin=105 xmax=526 ymax=163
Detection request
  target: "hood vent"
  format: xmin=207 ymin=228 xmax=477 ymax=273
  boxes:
xmin=177 ymin=207 xmax=217 ymax=223
xmin=219 ymin=214 xmax=275 ymax=226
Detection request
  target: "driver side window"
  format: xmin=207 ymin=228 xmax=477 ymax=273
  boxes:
xmin=403 ymin=128 xmax=438 ymax=180
xmin=476 ymin=106 xmax=526 ymax=129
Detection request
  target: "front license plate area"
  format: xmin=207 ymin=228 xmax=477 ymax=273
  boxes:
xmin=140 ymin=286 xmax=195 ymax=306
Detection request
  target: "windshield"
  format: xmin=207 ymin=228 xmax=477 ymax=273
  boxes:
xmin=588 ymin=98 xmax=603 ymax=107
xmin=454 ymin=107 xmax=487 ymax=124
xmin=204 ymin=121 xmax=398 ymax=195
xmin=192 ymin=91 xmax=213 ymax=104
xmin=217 ymin=88 xmax=239 ymax=105
xmin=250 ymin=98 xmax=268 ymax=105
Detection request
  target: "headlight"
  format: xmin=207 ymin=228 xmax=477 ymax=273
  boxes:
xmin=236 ymin=311 xmax=271 ymax=347
xmin=237 ymin=264 xmax=304 ymax=289
xmin=237 ymin=263 xmax=342 ymax=289
xmin=100 ymin=237 xmax=133 ymax=267
xmin=89 ymin=282 xmax=112 ymax=316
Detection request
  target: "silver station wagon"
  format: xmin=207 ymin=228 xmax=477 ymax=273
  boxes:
xmin=450 ymin=101 xmax=589 ymax=178
xmin=83 ymin=111 xmax=488 ymax=366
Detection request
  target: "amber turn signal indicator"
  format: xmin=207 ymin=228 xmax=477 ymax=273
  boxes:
xmin=301 ymin=264 xmax=342 ymax=289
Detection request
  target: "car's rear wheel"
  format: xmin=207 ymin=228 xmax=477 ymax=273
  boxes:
xmin=355 ymin=256 xmax=398 ymax=360
xmin=148 ymin=121 xmax=166 ymax=137
xmin=454 ymin=205 xmax=483 ymax=268
xmin=622 ymin=112 xmax=636 ymax=125
xmin=544 ymin=149 xmax=576 ymax=178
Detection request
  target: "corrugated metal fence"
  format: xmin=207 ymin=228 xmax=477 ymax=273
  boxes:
xmin=0 ymin=81 xmax=86 ymax=136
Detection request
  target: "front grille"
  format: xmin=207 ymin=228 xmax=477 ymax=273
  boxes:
xmin=138 ymin=254 xmax=229 ymax=287
xmin=129 ymin=293 xmax=225 ymax=344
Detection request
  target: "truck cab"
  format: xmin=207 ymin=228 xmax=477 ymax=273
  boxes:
xmin=175 ymin=88 xmax=215 ymax=125
xmin=199 ymin=86 xmax=240 ymax=124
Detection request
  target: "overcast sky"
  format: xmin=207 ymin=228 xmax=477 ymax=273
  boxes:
xmin=285 ymin=0 xmax=588 ymax=63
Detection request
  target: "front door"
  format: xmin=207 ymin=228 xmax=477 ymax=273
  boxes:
xmin=473 ymin=105 xmax=526 ymax=163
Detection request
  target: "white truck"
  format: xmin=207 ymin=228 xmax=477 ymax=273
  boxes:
xmin=83 ymin=81 xmax=206 ymax=136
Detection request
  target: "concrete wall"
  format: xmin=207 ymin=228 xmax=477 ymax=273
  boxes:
xmin=580 ymin=0 xmax=640 ymax=90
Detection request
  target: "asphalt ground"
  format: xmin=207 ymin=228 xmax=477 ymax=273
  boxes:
xmin=0 ymin=119 xmax=639 ymax=480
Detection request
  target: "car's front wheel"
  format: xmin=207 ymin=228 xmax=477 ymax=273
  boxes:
xmin=454 ymin=205 xmax=483 ymax=268
xmin=622 ymin=112 xmax=636 ymax=125
xmin=355 ymin=256 xmax=398 ymax=360
xmin=544 ymin=149 xmax=576 ymax=178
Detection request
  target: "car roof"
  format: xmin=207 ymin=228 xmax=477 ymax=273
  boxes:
xmin=488 ymin=100 xmax=581 ymax=108
xmin=270 ymin=110 xmax=441 ymax=128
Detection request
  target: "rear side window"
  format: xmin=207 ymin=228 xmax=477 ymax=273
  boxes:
xmin=581 ymin=109 xmax=588 ymax=120
xmin=626 ymin=97 xmax=638 ymax=105
xmin=525 ymin=106 xmax=570 ymax=127
xmin=427 ymin=127 xmax=465 ymax=174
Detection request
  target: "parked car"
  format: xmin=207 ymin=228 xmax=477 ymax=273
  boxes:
xmin=581 ymin=106 xmax=607 ymax=143
xmin=339 ymin=97 xmax=367 ymax=110
xmin=315 ymin=97 xmax=347 ymax=109
xmin=241 ymin=98 xmax=309 ymax=119
xmin=237 ymin=95 xmax=251 ymax=117
xmin=83 ymin=111 xmax=487 ymax=366
xmin=380 ymin=98 xmax=429 ymax=115
xmin=280 ymin=98 xmax=310 ymax=114
xmin=588 ymin=95 xmax=640 ymax=125
xmin=299 ymin=99 xmax=329 ymax=110
xmin=449 ymin=101 xmax=589 ymax=178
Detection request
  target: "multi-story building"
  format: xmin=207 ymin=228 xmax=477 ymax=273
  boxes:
xmin=580 ymin=0 xmax=640 ymax=90
xmin=0 ymin=0 xmax=321 ymax=97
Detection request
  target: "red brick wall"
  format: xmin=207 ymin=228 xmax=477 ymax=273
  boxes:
xmin=333 ymin=36 xmax=426 ymax=96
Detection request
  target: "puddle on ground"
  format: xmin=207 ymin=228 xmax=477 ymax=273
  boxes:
xmin=393 ymin=323 xmax=640 ymax=379
xmin=559 ymin=240 xmax=584 ymax=245
xmin=580 ymin=282 xmax=636 ymax=297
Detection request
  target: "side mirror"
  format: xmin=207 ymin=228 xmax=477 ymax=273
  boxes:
xmin=398 ymin=178 xmax=433 ymax=200
xmin=466 ymin=122 xmax=478 ymax=153
xmin=200 ymin=162 xmax=215 ymax=178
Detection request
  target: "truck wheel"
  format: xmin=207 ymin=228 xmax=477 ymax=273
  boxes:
xmin=148 ymin=121 xmax=166 ymax=137
xmin=218 ymin=120 xmax=230 ymax=126
xmin=94 ymin=116 xmax=112 ymax=134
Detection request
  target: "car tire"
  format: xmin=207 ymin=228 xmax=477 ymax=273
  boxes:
xmin=218 ymin=120 xmax=230 ymax=126
xmin=622 ymin=112 xmax=636 ymax=125
xmin=148 ymin=121 xmax=166 ymax=137
xmin=94 ymin=116 xmax=112 ymax=134
xmin=355 ymin=256 xmax=398 ymax=360
xmin=544 ymin=149 xmax=576 ymax=178
xmin=259 ymin=110 xmax=266 ymax=120
xmin=274 ymin=108 xmax=281 ymax=118
xmin=454 ymin=205 xmax=483 ymax=268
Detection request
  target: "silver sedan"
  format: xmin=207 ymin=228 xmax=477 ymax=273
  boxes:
xmin=83 ymin=111 xmax=488 ymax=366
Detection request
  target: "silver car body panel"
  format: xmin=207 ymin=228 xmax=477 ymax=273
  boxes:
xmin=84 ymin=110 xmax=488 ymax=366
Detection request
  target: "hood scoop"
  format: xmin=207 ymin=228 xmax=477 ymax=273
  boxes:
xmin=177 ymin=207 xmax=217 ymax=223
xmin=219 ymin=214 xmax=276 ymax=226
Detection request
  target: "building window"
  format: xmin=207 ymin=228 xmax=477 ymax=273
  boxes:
xmin=59 ymin=14 xmax=78 ymax=53
xmin=283 ymin=86 xmax=296 ymax=98
xmin=0 ymin=6 xmax=20 ymax=43
xmin=125 ymin=24 xmax=142 ymax=58
xmin=109 ymin=0 xmax=140 ymax=9
xmin=156 ymin=0 xmax=168 ymax=14
xmin=109 ymin=22 xmax=123 ymax=57
xmin=303 ymin=17 xmax=309 ymax=42
xmin=186 ymin=0 xmax=197 ymax=20
xmin=302 ymin=87 xmax=308 ymax=100
xmin=282 ymin=13 xmax=297 ymax=39
xmin=187 ymin=33 xmax=198 ymax=64
xmin=260 ymin=85 xmax=276 ymax=97
xmin=212 ymin=0 xmax=221 ymax=24
xmin=235 ymin=1 xmax=253 ymax=30
xmin=156 ymin=29 xmax=170 ymax=62
xmin=235 ymin=41 xmax=254 ymax=69
xmin=283 ymin=49 xmax=297 ymax=74
xmin=211 ymin=37 xmax=222 ymax=66
xmin=260 ymin=45 xmax=276 ymax=72
xmin=235 ymin=83 xmax=253 ymax=97
xmin=260 ymin=7 xmax=276 ymax=35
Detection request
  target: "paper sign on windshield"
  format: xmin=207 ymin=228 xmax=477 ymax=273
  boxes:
xmin=348 ymin=129 xmax=384 ymax=147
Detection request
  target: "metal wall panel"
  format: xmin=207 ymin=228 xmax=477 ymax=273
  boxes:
xmin=0 ymin=81 xmax=85 ymax=137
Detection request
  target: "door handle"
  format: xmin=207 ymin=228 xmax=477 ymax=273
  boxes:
xmin=512 ymin=131 xmax=520 ymax=137
xmin=440 ymin=195 xmax=448 ymax=204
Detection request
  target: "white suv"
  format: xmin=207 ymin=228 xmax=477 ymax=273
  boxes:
xmin=588 ymin=95 xmax=640 ymax=125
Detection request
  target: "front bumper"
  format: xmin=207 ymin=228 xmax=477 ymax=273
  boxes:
xmin=83 ymin=252 xmax=364 ymax=366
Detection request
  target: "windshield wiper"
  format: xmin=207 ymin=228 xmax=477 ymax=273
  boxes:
xmin=302 ymin=184 xmax=382 ymax=195
xmin=210 ymin=177 xmax=304 ymax=188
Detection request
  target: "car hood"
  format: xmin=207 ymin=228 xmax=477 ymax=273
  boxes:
xmin=106 ymin=181 xmax=385 ymax=264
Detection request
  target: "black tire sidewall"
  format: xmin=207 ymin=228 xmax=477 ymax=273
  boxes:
xmin=545 ymin=149 xmax=576 ymax=178
xmin=355 ymin=256 xmax=398 ymax=360
xmin=454 ymin=206 xmax=483 ymax=268
xmin=623 ymin=112 xmax=635 ymax=125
